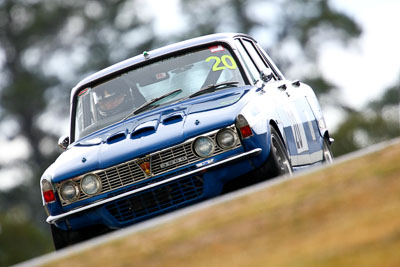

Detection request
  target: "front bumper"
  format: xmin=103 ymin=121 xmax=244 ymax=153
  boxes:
xmin=47 ymin=148 xmax=262 ymax=225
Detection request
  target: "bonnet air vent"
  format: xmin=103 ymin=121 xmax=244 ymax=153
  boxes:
xmin=106 ymin=131 xmax=127 ymax=144
xmin=162 ymin=113 xmax=183 ymax=125
xmin=131 ymin=119 xmax=159 ymax=138
xmin=130 ymin=126 xmax=156 ymax=138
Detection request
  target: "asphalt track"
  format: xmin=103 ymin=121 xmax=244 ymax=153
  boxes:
xmin=13 ymin=137 xmax=400 ymax=267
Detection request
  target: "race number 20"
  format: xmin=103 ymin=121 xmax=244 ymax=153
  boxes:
xmin=206 ymin=55 xmax=237 ymax=71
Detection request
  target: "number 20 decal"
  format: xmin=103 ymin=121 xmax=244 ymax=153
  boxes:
xmin=206 ymin=55 xmax=237 ymax=71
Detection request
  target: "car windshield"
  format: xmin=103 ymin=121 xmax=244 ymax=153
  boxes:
xmin=73 ymin=45 xmax=246 ymax=140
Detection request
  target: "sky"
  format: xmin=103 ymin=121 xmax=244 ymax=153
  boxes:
xmin=320 ymin=0 xmax=400 ymax=127
xmin=328 ymin=0 xmax=400 ymax=106
xmin=1 ymin=0 xmax=400 ymax=191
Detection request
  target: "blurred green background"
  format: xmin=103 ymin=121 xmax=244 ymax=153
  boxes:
xmin=0 ymin=0 xmax=398 ymax=265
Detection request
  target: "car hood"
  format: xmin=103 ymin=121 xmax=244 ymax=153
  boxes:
xmin=49 ymin=87 xmax=252 ymax=182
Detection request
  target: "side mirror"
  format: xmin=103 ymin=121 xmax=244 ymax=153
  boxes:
xmin=260 ymin=68 xmax=274 ymax=83
xmin=58 ymin=135 xmax=70 ymax=150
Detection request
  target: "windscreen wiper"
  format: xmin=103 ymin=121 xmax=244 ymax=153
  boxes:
xmin=188 ymin=81 xmax=239 ymax=98
xmin=123 ymin=88 xmax=182 ymax=120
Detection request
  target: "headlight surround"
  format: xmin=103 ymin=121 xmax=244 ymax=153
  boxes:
xmin=81 ymin=174 xmax=102 ymax=195
xmin=193 ymin=136 xmax=215 ymax=158
xmin=60 ymin=181 xmax=79 ymax=202
xmin=216 ymin=128 xmax=238 ymax=149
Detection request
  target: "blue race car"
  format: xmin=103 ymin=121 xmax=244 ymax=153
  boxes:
xmin=40 ymin=33 xmax=333 ymax=249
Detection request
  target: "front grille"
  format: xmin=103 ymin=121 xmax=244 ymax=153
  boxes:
xmin=58 ymin=125 xmax=241 ymax=206
xmin=105 ymin=175 xmax=204 ymax=223
xmin=151 ymin=142 xmax=197 ymax=175
xmin=97 ymin=160 xmax=146 ymax=193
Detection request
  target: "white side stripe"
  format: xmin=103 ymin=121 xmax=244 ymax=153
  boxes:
xmin=290 ymin=150 xmax=323 ymax=166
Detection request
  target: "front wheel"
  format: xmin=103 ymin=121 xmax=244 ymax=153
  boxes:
xmin=50 ymin=224 xmax=109 ymax=250
xmin=50 ymin=224 xmax=70 ymax=250
xmin=265 ymin=127 xmax=293 ymax=178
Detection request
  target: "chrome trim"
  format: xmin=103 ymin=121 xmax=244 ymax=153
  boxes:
xmin=47 ymin=148 xmax=262 ymax=224
xmin=56 ymin=125 xmax=240 ymax=206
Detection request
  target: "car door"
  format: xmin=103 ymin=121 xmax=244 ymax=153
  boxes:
xmin=240 ymin=38 xmax=322 ymax=166
xmin=279 ymin=81 xmax=323 ymax=166
xmin=233 ymin=38 xmax=291 ymax=149
xmin=233 ymin=38 xmax=290 ymax=127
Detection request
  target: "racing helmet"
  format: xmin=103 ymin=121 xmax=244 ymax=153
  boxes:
xmin=94 ymin=86 xmax=131 ymax=117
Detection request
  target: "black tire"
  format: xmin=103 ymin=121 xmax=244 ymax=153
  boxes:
xmin=322 ymin=137 xmax=334 ymax=163
xmin=265 ymin=127 xmax=293 ymax=178
xmin=222 ymin=127 xmax=292 ymax=192
xmin=50 ymin=224 xmax=70 ymax=250
xmin=50 ymin=224 xmax=109 ymax=250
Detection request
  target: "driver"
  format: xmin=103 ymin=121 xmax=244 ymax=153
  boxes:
xmin=94 ymin=86 xmax=132 ymax=117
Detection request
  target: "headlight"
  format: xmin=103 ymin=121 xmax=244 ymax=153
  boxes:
xmin=216 ymin=128 xmax=238 ymax=149
xmin=60 ymin=181 xmax=79 ymax=202
xmin=81 ymin=174 xmax=102 ymax=195
xmin=193 ymin=136 xmax=215 ymax=158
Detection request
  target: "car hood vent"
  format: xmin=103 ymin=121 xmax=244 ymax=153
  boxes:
xmin=131 ymin=119 xmax=158 ymax=139
xmin=162 ymin=112 xmax=184 ymax=125
xmin=106 ymin=131 xmax=127 ymax=144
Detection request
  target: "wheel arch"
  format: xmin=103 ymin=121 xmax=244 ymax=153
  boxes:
xmin=269 ymin=119 xmax=288 ymax=151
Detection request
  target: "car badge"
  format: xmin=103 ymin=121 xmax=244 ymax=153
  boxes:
xmin=137 ymin=156 xmax=152 ymax=177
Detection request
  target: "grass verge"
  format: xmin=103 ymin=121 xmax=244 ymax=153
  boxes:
xmin=44 ymin=142 xmax=400 ymax=267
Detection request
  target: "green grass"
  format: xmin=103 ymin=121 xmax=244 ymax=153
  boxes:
xmin=44 ymin=142 xmax=400 ymax=267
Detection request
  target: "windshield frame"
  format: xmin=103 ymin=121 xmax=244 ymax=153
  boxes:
xmin=69 ymin=41 xmax=250 ymax=143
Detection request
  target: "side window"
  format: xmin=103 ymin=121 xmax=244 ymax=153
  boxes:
xmin=234 ymin=39 xmax=260 ymax=84
xmin=242 ymin=40 xmax=270 ymax=72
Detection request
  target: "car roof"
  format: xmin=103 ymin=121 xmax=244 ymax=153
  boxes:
xmin=70 ymin=33 xmax=254 ymax=99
